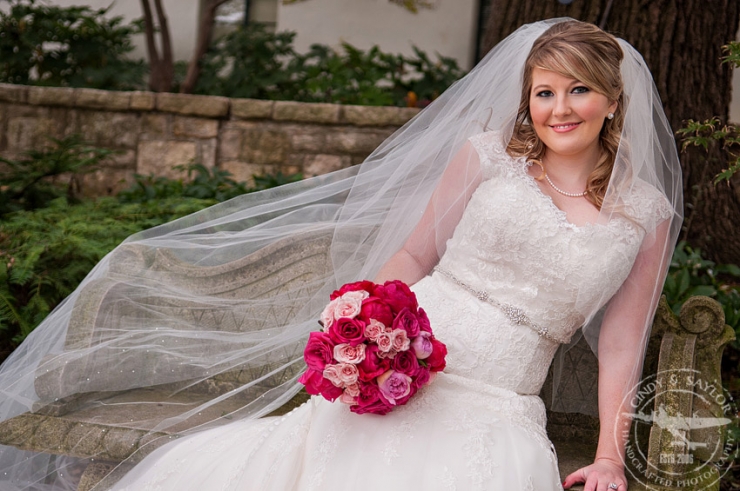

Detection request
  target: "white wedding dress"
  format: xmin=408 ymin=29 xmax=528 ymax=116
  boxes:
xmin=110 ymin=132 xmax=671 ymax=491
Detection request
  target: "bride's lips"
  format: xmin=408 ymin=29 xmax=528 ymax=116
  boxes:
xmin=549 ymin=122 xmax=581 ymax=133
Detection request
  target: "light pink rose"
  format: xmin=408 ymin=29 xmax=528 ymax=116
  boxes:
xmin=333 ymin=343 xmax=366 ymax=364
xmin=337 ymin=362 xmax=359 ymax=385
xmin=320 ymin=299 xmax=338 ymax=329
xmin=332 ymin=291 xmax=367 ymax=320
xmin=342 ymin=290 xmax=369 ymax=302
xmin=364 ymin=319 xmax=385 ymax=341
xmin=410 ymin=331 xmax=433 ymax=359
xmin=339 ymin=391 xmax=358 ymax=405
xmin=322 ymin=364 xmax=344 ymax=387
xmin=377 ymin=348 xmax=397 ymax=359
xmin=391 ymin=329 xmax=410 ymax=352
xmin=376 ymin=332 xmax=394 ymax=353
xmin=345 ymin=383 xmax=360 ymax=397
xmin=377 ymin=370 xmax=412 ymax=405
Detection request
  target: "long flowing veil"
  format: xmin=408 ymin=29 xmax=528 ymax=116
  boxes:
xmin=0 ymin=18 xmax=681 ymax=490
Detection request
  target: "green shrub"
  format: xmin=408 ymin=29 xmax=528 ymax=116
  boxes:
xmin=663 ymin=241 xmax=740 ymax=348
xmin=194 ymin=23 xmax=465 ymax=107
xmin=0 ymin=196 xmax=215 ymax=344
xmin=0 ymin=142 xmax=303 ymax=350
xmin=0 ymin=135 xmax=115 ymax=216
xmin=118 ymin=163 xmax=302 ymax=203
xmin=0 ymin=0 xmax=145 ymax=90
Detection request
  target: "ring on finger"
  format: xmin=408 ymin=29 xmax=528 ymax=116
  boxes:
xmin=608 ymin=483 xmax=619 ymax=490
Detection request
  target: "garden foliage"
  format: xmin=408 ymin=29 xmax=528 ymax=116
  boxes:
xmin=0 ymin=0 xmax=146 ymax=90
xmin=0 ymin=137 xmax=300 ymax=350
xmin=193 ymin=24 xmax=465 ymax=107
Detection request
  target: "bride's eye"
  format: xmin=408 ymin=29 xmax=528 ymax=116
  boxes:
xmin=535 ymin=90 xmax=554 ymax=97
xmin=572 ymin=86 xmax=590 ymax=94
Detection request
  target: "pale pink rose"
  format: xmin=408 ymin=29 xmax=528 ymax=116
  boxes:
xmin=337 ymin=362 xmax=359 ymax=385
xmin=376 ymin=333 xmax=394 ymax=353
xmin=377 ymin=370 xmax=412 ymax=405
xmin=377 ymin=348 xmax=397 ymax=359
xmin=333 ymin=293 xmax=364 ymax=320
xmin=364 ymin=319 xmax=385 ymax=341
xmin=339 ymin=391 xmax=358 ymax=405
xmin=342 ymin=290 xmax=370 ymax=302
xmin=345 ymin=383 xmax=360 ymax=397
xmin=320 ymin=299 xmax=339 ymax=329
xmin=334 ymin=343 xmax=366 ymax=364
xmin=391 ymin=329 xmax=410 ymax=352
xmin=322 ymin=364 xmax=344 ymax=387
xmin=411 ymin=331 xmax=433 ymax=359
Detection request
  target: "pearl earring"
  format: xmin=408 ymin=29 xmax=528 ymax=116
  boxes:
xmin=607 ymin=112 xmax=615 ymax=120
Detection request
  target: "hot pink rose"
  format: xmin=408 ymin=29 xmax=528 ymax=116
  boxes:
xmin=410 ymin=331 xmax=433 ymax=359
xmin=376 ymin=332 xmax=394 ymax=353
xmin=303 ymin=331 xmax=336 ymax=371
xmin=391 ymin=328 xmax=410 ymax=352
xmin=330 ymin=280 xmax=376 ymax=300
xmin=322 ymin=364 xmax=344 ymax=387
xmin=351 ymin=383 xmax=393 ymax=415
xmin=374 ymin=280 xmax=417 ymax=314
xmin=357 ymin=344 xmax=390 ymax=381
xmin=337 ymin=362 xmax=359 ymax=385
xmin=333 ymin=343 xmax=366 ymax=364
xmin=360 ymin=297 xmax=394 ymax=327
xmin=417 ymin=307 xmax=431 ymax=333
xmin=377 ymin=370 xmax=412 ymax=405
xmin=333 ymin=293 xmax=365 ymax=320
xmin=426 ymin=338 xmax=448 ymax=372
xmin=392 ymin=349 xmax=420 ymax=376
xmin=412 ymin=367 xmax=432 ymax=389
xmin=392 ymin=308 xmax=420 ymax=338
xmin=299 ymin=368 xmax=343 ymax=401
xmin=363 ymin=319 xmax=385 ymax=342
xmin=328 ymin=317 xmax=366 ymax=346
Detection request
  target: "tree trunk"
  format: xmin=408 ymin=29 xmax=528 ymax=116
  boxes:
xmin=153 ymin=0 xmax=174 ymax=91
xmin=140 ymin=0 xmax=174 ymax=92
xmin=481 ymin=0 xmax=740 ymax=265
xmin=180 ymin=0 xmax=230 ymax=94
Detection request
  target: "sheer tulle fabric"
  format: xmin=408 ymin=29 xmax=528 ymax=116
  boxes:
xmin=0 ymin=18 xmax=681 ymax=490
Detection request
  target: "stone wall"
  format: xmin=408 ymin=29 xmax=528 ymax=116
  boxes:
xmin=0 ymin=84 xmax=419 ymax=196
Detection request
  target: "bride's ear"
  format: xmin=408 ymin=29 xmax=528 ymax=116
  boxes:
xmin=608 ymin=100 xmax=618 ymax=115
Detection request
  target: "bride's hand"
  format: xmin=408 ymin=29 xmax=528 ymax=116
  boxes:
xmin=563 ymin=457 xmax=627 ymax=490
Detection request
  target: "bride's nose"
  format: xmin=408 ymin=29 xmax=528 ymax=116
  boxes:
xmin=552 ymin=96 xmax=572 ymax=118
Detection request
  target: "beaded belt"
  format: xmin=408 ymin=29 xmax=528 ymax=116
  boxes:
xmin=433 ymin=266 xmax=558 ymax=343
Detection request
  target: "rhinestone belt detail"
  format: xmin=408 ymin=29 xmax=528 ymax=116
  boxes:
xmin=433 ymin=266 xmax=558 ymax=343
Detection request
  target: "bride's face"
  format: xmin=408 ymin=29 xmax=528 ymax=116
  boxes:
xmin=528 ymin=67 xmax=617 ymax=164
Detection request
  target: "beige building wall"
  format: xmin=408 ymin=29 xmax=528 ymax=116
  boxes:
xmin=276 ymin=0 xmax=480 ymax=70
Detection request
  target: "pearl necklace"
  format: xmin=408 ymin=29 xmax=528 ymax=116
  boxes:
xmin=545 ymin=173 xmax=587 ymax=198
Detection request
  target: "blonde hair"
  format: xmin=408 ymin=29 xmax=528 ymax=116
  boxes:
xmin=506 ymin=20 xmax=624 ymax=209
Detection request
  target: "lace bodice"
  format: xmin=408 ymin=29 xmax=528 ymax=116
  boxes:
xmin=427 ymin=131 xmax=673 ymax=394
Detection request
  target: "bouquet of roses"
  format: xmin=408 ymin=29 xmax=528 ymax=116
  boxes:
xmin=298 ymin=279 xmax=447 ymax=415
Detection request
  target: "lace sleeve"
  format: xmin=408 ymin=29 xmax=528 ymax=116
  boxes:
xmin=468 ymin=131 xmax=510 ymax=180
xmin=621 ymin=180 xmax=674 ymax=233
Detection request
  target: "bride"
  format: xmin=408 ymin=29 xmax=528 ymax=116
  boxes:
xmin=0 ymin=19 xmax=681 ymax=491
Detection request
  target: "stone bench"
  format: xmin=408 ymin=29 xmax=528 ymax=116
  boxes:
xmin=0 ymin=230 xmax=734 ymax=490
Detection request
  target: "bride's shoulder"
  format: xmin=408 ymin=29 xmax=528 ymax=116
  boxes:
xmin=619 ymin=179 xmax=675 ymax=232
xmin=467 ymin=131 xmax=519 ymax=179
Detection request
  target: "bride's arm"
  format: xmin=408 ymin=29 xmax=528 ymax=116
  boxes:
xmin=564 ymin=219 xmax=671 ymax=490
xmin=374 ymin=141 xmax=482 ymax=285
